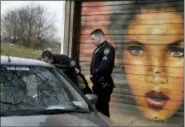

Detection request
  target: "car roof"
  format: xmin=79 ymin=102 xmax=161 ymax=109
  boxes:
xmin=1 ymin=55 xmax=54 ymax=67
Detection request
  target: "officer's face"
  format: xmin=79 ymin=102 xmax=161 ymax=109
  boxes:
xmin=91 ymin=34 xmax=101 ymax=46
xmin=41 ymin=57 xmax=54 ymax=64
xmin=123 ymin=9 xmax=184 ymax=121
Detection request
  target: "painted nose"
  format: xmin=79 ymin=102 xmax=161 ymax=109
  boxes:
xmin=147 ymin=68 xmax=168 ymax=84
xmin=147 ymin=49 xmax=168 ymax=84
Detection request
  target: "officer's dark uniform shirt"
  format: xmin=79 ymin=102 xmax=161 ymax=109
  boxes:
xmin=52 ymin=54 xmax=71 ymax=66
xmin=90 ymin=41 xmax=115 ymax=87
xmin=52 ymin=54 xmax=92 ymax=94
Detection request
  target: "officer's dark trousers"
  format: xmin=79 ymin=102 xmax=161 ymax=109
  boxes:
xmin=92 ymin=85 xmax=113 ymax=118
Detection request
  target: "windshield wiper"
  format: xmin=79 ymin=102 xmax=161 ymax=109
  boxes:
xmin=1 ymin=108 xmax=90 ymax=116
xmin=39 ymin=109 xmax=90 ymax=114
xmin=0 ymin=100 xmax=23 ymax=105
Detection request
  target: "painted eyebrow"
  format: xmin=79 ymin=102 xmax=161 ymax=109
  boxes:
xmin=127 ymin=40 xmax=143 ymax=46
xmin=169 ymin=40 xmax=184 ymax=48
xmin=169 ymin=40 xmax=184 ymax=46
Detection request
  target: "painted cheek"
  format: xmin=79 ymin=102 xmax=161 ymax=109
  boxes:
xmin=123 ymin=51 xmax=147 ymax=77
xmin=166 ymin=54 xmax=184 ymax=67
xmin=135 ymin=96 xmax=148 ymax=107
xmin=164 ymin=99 xmax=183 ymax=112
xmin=166 ymin=58 xmax=184 ymax=78
xmin=162 ymin=78 xmax=184 ymax=114
xmin=123 ymin=51 xmax=149 ymax=96
xmin=167 ymin=78 xmax=184 ymax=99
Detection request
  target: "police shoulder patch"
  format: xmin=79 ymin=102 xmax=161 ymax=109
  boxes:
xmin=70 ymin=60 xmax=76 ymax=67
xmin=102 ymin=56 xmax=108 ymax=61
xmin=104 ymin=48 xmax=110 ymax=55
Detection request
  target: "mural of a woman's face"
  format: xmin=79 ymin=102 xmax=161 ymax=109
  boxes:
xmin=124 ymin=8 xmax=184 ymax=121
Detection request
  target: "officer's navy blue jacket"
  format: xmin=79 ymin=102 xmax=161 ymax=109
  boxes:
xmin=90 ymin=41 xmax=115 ymax=87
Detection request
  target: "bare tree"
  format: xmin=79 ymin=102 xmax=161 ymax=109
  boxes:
xmin=1 ymin=9 xmax=19 ymax=43
xmin=1 ymin=2 xmax=57 ymax=49
xmin=17 ymin=7 xmax=29 ymax=44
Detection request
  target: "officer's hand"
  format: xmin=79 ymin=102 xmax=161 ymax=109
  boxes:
xmin=75 ymin=68 xmax=80 ymax=74
xmin=102 ymin=82 xmax=108 ymax=88
xmin=99 ymin=77 xmax=105 ymax=83
xmin=99 ymin=77 xmax=110 ymax=88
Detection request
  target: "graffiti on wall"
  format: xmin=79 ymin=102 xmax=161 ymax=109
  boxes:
xmin=80 ymin=0 xmax=184 ymax=125
xmin=111 ymin=2 xmax=184 ymax=122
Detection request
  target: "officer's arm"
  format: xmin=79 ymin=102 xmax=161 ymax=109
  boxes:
xmin=93 ymin=47 xmax=115 ymax=76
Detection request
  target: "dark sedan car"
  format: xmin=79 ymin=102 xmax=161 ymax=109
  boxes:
xmin=0 ymin=56 xmax=116 ymax=126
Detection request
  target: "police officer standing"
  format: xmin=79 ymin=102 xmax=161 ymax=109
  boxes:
xmin=90 ymin=29 xmax=115 ymax=118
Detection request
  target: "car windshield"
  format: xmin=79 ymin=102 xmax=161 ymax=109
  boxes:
xmin=0 ymin=65 xmax=90 ymax=116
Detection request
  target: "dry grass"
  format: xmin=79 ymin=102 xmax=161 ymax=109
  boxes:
xmin=1 ymin=43 xmax=41 ymax=59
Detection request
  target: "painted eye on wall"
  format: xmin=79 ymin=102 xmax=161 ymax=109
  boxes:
xmin=168 ymin=46 xmax=184 ymax=57
xmin=128 ymin=46 xmax=144 ymax=56
xmin=169 ymin=51 xmax=184 ymax=57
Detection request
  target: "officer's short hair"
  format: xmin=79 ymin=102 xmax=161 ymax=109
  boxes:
xmin=90 ymin=29 xmax=104 ymax=36
xmin=41 ymin=50 xmax=53 ymax=59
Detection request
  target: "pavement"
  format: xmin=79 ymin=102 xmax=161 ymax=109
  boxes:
xmin=109 ymin=110 xmax=183 ymax=127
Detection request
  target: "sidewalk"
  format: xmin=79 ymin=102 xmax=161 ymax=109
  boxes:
xmin=109 ymin=111 xmax=183 ymax=127
xmin=110 ymin=111 xmax=142 ymax=126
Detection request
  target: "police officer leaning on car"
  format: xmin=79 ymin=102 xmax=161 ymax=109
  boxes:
xmin=39 ymin=50 xmax=79 ymax=84
xmin=90 ymin=29 xmax=115 ymax=118
xmin=39 ymin=50 xmax=92 ymax=95
xmin=39 ymin=50 xmax=71 ymax=66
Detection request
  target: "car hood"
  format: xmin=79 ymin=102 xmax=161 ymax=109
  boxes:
xmin=1 ymin=112 xmax=115 ymax=126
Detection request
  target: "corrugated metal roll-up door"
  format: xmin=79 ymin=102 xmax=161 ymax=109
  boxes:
xmin=76 ymin=0 xmax=184 ymax=126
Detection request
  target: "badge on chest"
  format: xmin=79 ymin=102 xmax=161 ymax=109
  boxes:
xmin=104 ymin=48 xmax=110 ymax=55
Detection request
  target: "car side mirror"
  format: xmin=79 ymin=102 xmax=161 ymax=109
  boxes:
xmin=85 ymin=94 xmax=98 ymax=105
